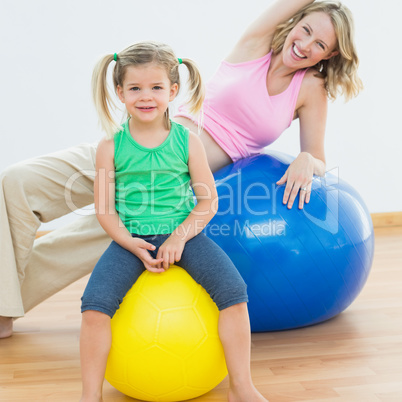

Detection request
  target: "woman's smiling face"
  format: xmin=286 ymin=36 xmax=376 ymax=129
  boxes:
xmin=282 ymin=11 xmax=339 ymax=69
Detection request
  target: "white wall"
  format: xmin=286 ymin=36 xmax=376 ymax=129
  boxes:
xmin=0 ymin=0 xmax=400 ymax=231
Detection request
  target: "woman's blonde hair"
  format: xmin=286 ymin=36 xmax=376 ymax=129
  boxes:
xmin=271 ymin=1 xmax=363 ymax=101
xmin=92 ymin=41 xmax=205 ymax=138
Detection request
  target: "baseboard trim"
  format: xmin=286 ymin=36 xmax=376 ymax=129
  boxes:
xmin=371 ymin=212 xmax=402 ymax=228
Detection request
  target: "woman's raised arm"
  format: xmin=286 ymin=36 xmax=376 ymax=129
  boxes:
xmin=226 ymin=0 xmax=314 ymax=63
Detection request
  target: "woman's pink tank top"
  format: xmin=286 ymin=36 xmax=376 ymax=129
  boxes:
xmin=175 ymin=51 xmax=308 ymax=161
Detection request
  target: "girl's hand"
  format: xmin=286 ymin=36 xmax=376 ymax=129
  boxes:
xmin=276 ymin=152 xmax=315 ymax=209
xmin=129 ymin=237 xmax=165 ymax=273
xmin=156 ymin=234 xmax=186 ymax=271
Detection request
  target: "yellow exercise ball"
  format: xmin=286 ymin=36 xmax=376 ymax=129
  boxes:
xmin=105 ymin=265 xmax=228 ymax=401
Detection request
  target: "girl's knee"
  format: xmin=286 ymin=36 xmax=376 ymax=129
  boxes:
xmin=220 ymin=301 xmax=248 ymax=312
xmin=81 ymin=297 xmax=117 ymax=319
xmin=82 ymin=310 xmax=111 ymax=325
xmin=215 ymin=280 xmax=248 ymax=311
xmin=228 ymin=275 xmax=248 ymax=298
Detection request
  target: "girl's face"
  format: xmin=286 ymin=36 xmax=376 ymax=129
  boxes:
xmin=282 ymin=11 xmax=339 ymax=70
xmin=117 ymin=63 xmax=178 ymax=125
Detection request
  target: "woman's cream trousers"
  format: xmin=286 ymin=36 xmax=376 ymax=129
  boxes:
xmin=0 ymin=143 xmax=111 ymax=317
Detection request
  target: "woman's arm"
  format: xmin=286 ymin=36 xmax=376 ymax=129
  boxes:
xmin=94 ymin=138 xmax=164 ymax=272
xmin=226 ymin=0 xmax=314 ymax=63
xmin=156 ymin=132 xmax=218 ymax=269
xmin=276 ymin=73 xmax=327 ymax=209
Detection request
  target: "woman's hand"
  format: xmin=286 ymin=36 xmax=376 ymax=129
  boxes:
xmin=129 ymin=237 xmax=165 ymax=273
xmin=156 ymin=234 xmax=186 ymax=271
xmin=276 ymin=152 xmax=315 ymax=209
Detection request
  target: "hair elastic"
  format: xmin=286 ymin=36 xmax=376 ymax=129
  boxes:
xmin=114 ymin=53 xmax=118 ymax=62
xmin=178 ymin=58 xmax=183 ymax=65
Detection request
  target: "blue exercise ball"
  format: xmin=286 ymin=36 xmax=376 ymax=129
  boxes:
xmin=205 ymin=152 xmax=374 ymax=332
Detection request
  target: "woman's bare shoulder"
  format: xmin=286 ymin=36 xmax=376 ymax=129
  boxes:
xmin=300 ymin=69 xmax=326 ymax=98
xmin=295 ymin=69 xmax=327 ymax=114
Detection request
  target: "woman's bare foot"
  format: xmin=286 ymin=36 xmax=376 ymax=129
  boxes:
xmin=0 ymin=316 xmax=13 ymax=338
xmin=228 ymin=384 xmax=268 ymax=402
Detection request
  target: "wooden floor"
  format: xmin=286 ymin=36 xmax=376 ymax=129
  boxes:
xmin=1 ymin=227 xmax=401 ymax=401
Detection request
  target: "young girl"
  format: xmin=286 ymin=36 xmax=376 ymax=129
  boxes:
xmin=79 ymin=41 xmax=267 ymax=402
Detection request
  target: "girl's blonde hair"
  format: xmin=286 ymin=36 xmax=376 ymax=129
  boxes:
xmin=271 ymin=1 xmax=363 ymax=101
xmin=92 ymin=41 xmax=205 ymax=139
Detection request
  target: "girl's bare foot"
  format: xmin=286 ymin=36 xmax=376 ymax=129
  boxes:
xmin=0 ymin=316 xmax=13 ymax=338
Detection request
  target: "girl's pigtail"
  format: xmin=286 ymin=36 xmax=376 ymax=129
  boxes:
xmin=180 ymin=58 xmax=205 ymax=116
xmin=91 ymin=54 xmax=121 ymax=139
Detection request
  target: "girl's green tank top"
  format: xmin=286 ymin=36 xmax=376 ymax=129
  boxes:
xmin=114 ymin=120 xmax=195 ymax=235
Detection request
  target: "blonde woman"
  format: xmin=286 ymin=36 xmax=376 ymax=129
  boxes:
xmin=0 ymin=1 xmax=361 ymax=350
xmin=175 ymin=0 xmax=362 ymax=210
